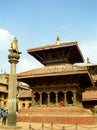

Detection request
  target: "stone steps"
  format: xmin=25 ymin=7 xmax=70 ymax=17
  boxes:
xmin=19 ymin=107 xmax=92 ymax=116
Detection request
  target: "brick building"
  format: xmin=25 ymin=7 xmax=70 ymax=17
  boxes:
xmin=17 ymin=89 xmax=32 ymax=110
xmin=82 ymin=62 xmax=97 ymax=109
xmin=0 ymin=73 xmax=29 ymax=110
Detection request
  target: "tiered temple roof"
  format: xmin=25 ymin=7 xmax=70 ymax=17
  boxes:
xmin=17 ymin=38 xmax=93 ymax=90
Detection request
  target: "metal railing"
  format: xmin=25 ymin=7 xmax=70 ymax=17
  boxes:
xmin=29 ymin=123 xmax=97 ymax=130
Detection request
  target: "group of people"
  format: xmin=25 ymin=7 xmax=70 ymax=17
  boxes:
xmin=0 ymin=108 xmax=8 ymax=125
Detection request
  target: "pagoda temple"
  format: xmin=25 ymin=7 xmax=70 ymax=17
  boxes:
xmin=17 ymin=37 xmax=97 ymax=124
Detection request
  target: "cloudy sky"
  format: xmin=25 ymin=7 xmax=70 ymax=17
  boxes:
xmin=0 ymin=0 xmax=97 ymax=73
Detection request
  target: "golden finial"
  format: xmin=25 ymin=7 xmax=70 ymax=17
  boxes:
xmin=56 ymin=36 xmax=60 ymax=45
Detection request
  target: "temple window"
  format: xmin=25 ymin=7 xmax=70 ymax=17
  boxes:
xmin=4 ymin=95 xmax=7 ymax=99
xmin=4 ymin=102 xmax=6 ymax=107
xmin=34 ymin=92 xmax=40 ymax=105
xmin=28 ymin=103 xmax=32 ymax=108
xmin=58 ymin=91 xmax=64 ymax=106
xmin=42 ymin=92 xmax=48 ymax=105
xmin=22 ymin=103 xmax=25 ymax=108
xmin=50 ymin=92 xmax=56 ymax=105
xmin=66 ymin=91 xmax=73 ymax=104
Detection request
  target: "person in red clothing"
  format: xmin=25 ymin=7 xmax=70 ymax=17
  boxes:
xmin=59 ymin=101 xmax=64 ymax=106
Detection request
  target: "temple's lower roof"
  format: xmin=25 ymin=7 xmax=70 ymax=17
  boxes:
xmin=17 ymin=64 xmax=87 ymax=77
xmin=17 ymin=64 xmax=93 ymax=88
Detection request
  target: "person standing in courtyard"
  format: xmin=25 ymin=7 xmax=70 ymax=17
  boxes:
xmin=2 ymin=110 xmax=7 ymax=125
xmin=0 ymin=107 xmax=2 ymax=118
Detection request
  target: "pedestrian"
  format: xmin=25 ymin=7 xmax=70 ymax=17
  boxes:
xmin=0 ymin=107 xmax=2 ymax=118
xmin=2 ymin=110 xmax=7 ymax=125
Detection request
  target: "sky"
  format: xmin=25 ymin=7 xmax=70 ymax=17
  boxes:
xmin=0 ymin=0 xmax=97 ymax=74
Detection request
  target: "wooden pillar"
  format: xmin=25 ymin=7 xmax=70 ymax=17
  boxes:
xmin=55 ymin=92 xmax=58 ymax=106
xmin=47 ymin=92 xmax=50 ymax=107
xmin=31 ymin=91 xmax=35 ymax=106
xmin=40 ymin=93 xmax=42 ymax=106
xmin=64 ymin=92 xmax=67 ymax=106
xmin=1 ymin=95 xmax=4 ymax=108
xmin=73 ymin=92 xmax=76 ymax=106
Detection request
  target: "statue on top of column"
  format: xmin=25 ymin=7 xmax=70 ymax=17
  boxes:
xmin=9 ymin=37 xmax=21 ymax=54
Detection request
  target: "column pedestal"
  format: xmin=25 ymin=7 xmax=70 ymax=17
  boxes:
xmin=0 ymin=126 xmax=22 ymax=130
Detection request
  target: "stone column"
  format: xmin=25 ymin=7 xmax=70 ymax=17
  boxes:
xmin=7 ymin=38 xmax=21 ymax=126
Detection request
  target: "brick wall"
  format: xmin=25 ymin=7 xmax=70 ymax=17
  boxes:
xmin=19 ymin=107 xmax=92 ymax=115
xmin=17 ymin=107 xmax=97 ymax=124
xmin=17 ymin=116 xmax=96 ymax=124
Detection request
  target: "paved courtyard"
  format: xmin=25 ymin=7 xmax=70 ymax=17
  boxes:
xmin=0 ymin=120 xmax=97 ymax=130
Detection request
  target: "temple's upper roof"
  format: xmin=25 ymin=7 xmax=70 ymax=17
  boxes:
xmin=27 ymin=41 xmax=84 ymax=65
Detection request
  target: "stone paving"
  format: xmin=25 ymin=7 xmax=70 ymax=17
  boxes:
xmin=0 ymin=120 xmax=97 ymax=130
xmin=0 ymin=120 xmax=41 ymax=130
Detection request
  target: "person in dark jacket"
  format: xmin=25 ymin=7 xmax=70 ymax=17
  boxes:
xmin=2 ymin=110 xmax=7 ymax=125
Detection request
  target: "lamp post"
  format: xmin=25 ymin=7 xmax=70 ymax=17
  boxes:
xmin=7 ymin=37 xmax=21 ymax=126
